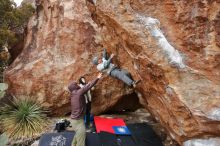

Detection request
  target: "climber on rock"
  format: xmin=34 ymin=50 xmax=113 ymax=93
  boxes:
xmin=92 ymin=48 xmax=140 ymax=88
xmin=67 ymin=73 xmax=102 ymax=146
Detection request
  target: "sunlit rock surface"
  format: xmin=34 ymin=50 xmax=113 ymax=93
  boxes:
xmin=5 ymin=0 xmax=220 ymax=144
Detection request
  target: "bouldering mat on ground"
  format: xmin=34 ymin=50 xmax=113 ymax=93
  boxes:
xmin=86 ymin=133 xmax=101 ymax=146
xmin=99 ymin=123 xmax=163 ymax=146
xmin=39 ymin=131 xmax=101 ymax=146
xmin=39 ymin=123 xmax=163 ymax=146
xmin=99 ymin=131 xmax=118 ymax=146
xmin=127 ymin=123 xmax=163 ymax=146
xmin=99 ymin=131 xmax=136 ymax=146
xmin=94 ymin=116 xmax=126 ymax=133
xmin=39 ymin=131 xmax=74 ymax=146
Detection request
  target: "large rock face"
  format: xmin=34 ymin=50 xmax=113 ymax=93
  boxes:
xmin=5 ymin=0 xmax=220 ymax=144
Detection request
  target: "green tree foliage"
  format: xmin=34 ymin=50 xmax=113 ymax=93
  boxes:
xmin=0 ymin=0 xmax=35 ymax=48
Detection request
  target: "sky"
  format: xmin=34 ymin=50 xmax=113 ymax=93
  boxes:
xmin=14 ymin=0 xmax=23 ymax=6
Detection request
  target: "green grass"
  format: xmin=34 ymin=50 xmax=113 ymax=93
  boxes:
xmin=0 ymin=97 xmax=48 ymax=139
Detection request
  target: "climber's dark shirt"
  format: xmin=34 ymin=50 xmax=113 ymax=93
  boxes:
xmin=68 ymin=78 xmax=99 ymax=119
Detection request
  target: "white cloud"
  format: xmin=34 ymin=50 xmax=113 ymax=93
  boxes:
xmin=14 ymin=0 xmax=23 ymax=6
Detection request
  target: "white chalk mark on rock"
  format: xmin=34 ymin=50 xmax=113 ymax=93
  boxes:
xmin=137 ymin=15 xmax=186 ymax=69
xmin=207 ymin=108 xmax=220 ymax=121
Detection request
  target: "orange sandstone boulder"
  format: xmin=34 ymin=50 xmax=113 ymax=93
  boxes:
xmin=5 ymin=0 xmax=220 ymax=144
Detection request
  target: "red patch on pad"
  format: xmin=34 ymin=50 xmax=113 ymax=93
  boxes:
xmin=94 ymin=116 xmax=126 ymax=133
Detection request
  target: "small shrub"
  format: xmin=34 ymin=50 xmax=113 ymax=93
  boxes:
xmin=0 ymin=97 xmax=48 ymax=139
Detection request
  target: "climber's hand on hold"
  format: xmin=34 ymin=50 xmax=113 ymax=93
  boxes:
xmin=110 ymin=54 xmax=115 ymax=59
xmin=97 ymin=72 xmax=103 ymax=79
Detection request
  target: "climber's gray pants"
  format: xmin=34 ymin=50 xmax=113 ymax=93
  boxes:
xmin=110 ymin=69 xmax=134 ymax=86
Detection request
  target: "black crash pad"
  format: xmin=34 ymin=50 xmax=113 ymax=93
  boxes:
xmin=99 ymin=131 xmax=136 ymax=146
xmin=99 ymin=123 xmax=163 ymax=146
xmin=39 ymin=123 xmax=163 ymax=146
xmin=39 ymin=131 xmax=101 ymax=146
xmin=127 ymin=123 xmax=163 ymax=146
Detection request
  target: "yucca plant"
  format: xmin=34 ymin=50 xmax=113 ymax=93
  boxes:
xmin=0 ymin=97 xmax=48 ymax=140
